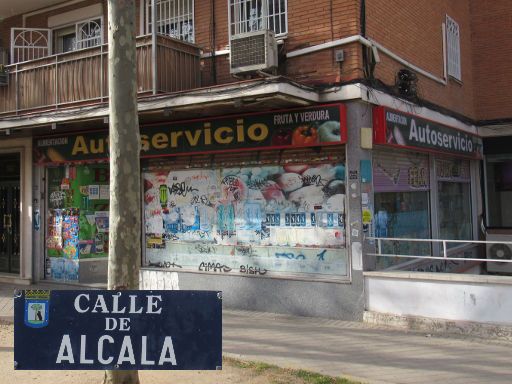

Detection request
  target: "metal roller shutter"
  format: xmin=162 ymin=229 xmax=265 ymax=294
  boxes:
xmin=373 ymin=150 xmax=430 ymax=193
xmin=142 ymin=145 xmax=345 ymax=171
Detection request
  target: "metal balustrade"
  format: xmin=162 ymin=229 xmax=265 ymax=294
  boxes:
xmin=0 ymin=34 xmax=201 ymax=116
xmin=366 ymin=236 xmax=512 ymax=264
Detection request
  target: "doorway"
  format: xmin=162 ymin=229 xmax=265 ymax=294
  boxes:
xmin=0 ymin=153 xmax=20 ymax=274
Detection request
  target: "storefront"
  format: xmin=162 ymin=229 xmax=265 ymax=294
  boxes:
xmin=34 ymin=104 xmax=349 ymax=284
xmin=142 ymin=104 xmax=348 ymax=282
xmin=371 ymin=106 xmax=482 ymax=272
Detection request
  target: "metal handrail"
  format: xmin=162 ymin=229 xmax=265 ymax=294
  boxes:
xmin=365 ymin=236 xmax=512 ymax=264
xmin=1 ymin=34 xmax=200 ymax=116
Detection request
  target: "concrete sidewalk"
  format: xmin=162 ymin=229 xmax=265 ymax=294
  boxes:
xmin=1 ymin=283 xmax=511 ymax=384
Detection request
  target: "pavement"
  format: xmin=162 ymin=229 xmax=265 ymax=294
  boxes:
xmin=1 ymin=282 xmax=512 ymax=384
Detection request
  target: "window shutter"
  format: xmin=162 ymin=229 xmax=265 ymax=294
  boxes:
xmin=446 ymin=15 xmax=461 ymax=81
xmin=373 ymin=150 xmax=430 ymax=193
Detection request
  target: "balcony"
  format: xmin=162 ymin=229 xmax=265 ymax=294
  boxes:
xmin=0 ymin=34 xmax=201 ymax=116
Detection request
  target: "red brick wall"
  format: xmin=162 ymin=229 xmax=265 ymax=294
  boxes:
xmin=470 ymin=0 xmax=512 ymax=121
xmin=285 ymin=0 xmax=362 ymax=84
xmin=5 ymin=0 xmax=509 ymax=123
xmin=366 ymin=0 xmax=475 ymax=119
xmin=0 ymin=15 xmax=21 ymax=55
xmin=198 ymin=0 xmax=362 ymax=87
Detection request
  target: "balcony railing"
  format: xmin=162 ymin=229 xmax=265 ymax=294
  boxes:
xmin=0 ymin=34 xmax=201 ymax=116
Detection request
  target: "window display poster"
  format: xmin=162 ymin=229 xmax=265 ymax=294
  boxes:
xmin=143 ymin=163 xmax=348 ymax=278
xmin=46 ymin=164 xmax=110 ymax=281
xmin=46 ymin=208 xmax=80 ymax=281
xmin=436 ymin=158 xmax=470 ymax=182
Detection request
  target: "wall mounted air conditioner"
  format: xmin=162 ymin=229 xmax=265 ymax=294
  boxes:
xmin=486 ymin=233 xmax=512 ymax=274
xmin=229 ymin=29 xmax=278 ymax=75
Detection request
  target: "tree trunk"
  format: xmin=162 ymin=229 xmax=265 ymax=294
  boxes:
xmin=104 ymin=1 xmax=140 ymax=383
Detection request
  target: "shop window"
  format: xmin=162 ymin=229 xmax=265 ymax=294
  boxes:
xmin=53 ymin=17 xmax=103 ymax=54
xmin=436 ymin=159 xmax=472 ymax=244
xmin=146 ymin=0 xmax=195 ymax=43
xmin=142 ymin=155 xmax=347 ymax=280
xmin=373 ymin=151 xmax=431 ymax=270
xmin=446 ymin=15 xmax=461 ymax=81
xmin=45 ymin=164 xmax=110 ymax=282
xmin=374 ymin=191 xmax=431 ymax=268
xmin=229 ymin=0 xmax=288 ymax=37
xmin=486 ymin=159 xmax=512 ymax=228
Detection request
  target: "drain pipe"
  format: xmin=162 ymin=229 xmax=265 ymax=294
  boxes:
xmin=151 ymin=0 xmax=157 ymax=95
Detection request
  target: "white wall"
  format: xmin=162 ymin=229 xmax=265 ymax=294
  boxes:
xmin=365 ymin=272 xmax=512 ymax=325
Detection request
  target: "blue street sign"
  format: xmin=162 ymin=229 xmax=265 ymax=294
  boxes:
xmin=14 ymin=290 xmax=222 ymax=370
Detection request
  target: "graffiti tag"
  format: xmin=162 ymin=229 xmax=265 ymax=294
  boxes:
xmin=168 ymin=182 xmax=198 ymax=197
xmin=239 ymin=265 xmax=268 ymax=275
xmin=275 ymin=252 xmax=306 ymax=260
xmin=199 ymin=262 xmax=232 ymax=273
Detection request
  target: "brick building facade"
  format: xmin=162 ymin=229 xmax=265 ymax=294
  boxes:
xmin=0 ymin=1 xmax=510 ymax=322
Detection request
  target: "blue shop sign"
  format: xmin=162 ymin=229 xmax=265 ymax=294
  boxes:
xmin=14 ymin=290 xmax=222 ymax=370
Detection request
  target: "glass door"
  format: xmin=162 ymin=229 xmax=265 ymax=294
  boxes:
xmin=0 ymin=153 xmax=20 ymax=273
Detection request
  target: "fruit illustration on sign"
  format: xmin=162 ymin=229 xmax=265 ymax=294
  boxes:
xmin=292 ymin=125 xmax=318 ymax=145
xmin=318 ymin=121 xmax=341 ymax=142
xmin=272 ymin=128 xmax=292 ymax=146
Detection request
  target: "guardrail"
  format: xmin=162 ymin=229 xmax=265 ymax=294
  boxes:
xmin=0 ymin=34 xmax=201 ymax=116
xmin=365 ymin=236 xmax=512 ymax=263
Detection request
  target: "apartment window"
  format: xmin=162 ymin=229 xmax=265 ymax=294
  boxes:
xmin=229 ymin=0 xmax=288 ymax=36
xmin=76 ymin=19 xmax=102 ymax=49
xmin=445 ymin=15 xmax=461 ymax=81
xmin=53 ymin=17 xmax=103 ymax=54
xmin=146 ymin=0 xmax=195 ymax=43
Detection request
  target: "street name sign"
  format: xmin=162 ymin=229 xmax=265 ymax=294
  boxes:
xmin=14 ymin=290 xmax=222 ymax=370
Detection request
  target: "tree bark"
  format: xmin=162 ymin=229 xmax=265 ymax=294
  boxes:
xmin=104 ymin=1 xmax=140 ymax=383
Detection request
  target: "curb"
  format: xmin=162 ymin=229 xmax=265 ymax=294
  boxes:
xmin=364 ymin=310 xmax=512 ymax=343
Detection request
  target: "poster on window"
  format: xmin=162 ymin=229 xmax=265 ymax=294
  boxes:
xmin=45 ymin=165 xmax=111 ymax=282
xmin=46 ymin=208 xmax=80 ymax=282
xmin=436 ymin=158 xmax=470 ymax=182
xmin=143 ymin=163 xmax=348 ymax=278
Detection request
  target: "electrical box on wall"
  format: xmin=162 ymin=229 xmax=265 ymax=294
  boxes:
xmin=361 ymin=127 xmax=373 ymax=149
xmin=335 ymin=49 xmax=344 ymax=62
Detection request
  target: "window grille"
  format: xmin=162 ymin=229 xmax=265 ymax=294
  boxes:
xmin=146 ymin=0 xmax=195 ymax=43
xmin=229 ymin=0 xmax=287 ymax=37
xmin=445 ymin=15 xmax=461 ymax=81
xmin=11 ymin=28 xmax=51 ymax=63
xmin=75 ymin=18 xmax=102 ymax=50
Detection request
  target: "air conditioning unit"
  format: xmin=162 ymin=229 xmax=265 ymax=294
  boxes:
xmin=486 ymin=233 xmax=512 ymax=274
xmin=230 ymin=29 xmax=278 ymax=75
